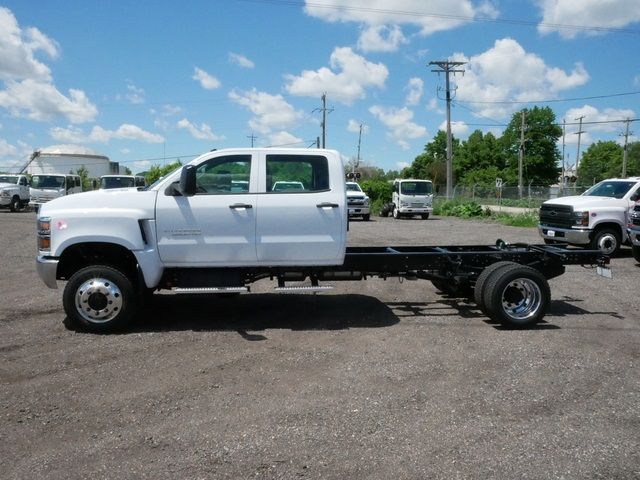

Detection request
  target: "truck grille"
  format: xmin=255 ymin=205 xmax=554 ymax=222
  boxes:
xmin=347 ymin=196 xmax=365 ymax=206
xmin=539 ymin=204 xmax=574 ymax=228
xmin=631 ymin=207 xmax=640 ymax=226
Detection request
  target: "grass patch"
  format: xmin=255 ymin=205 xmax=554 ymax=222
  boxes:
xmin=434 ymin=199 xmax=538 ymax=228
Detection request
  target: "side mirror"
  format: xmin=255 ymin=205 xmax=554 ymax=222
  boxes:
xmin=630 ymin=194 xmax=639 ymax=202
xmin=179 ymin=165 xmax=197 ymax=196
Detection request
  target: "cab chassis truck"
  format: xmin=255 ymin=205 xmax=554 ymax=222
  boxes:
xmin=35 ymin=148 xmax=609 ymax=333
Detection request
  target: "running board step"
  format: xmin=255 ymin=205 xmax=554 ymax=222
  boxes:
xmin=173 ymin=287 xmax=248 ymax=294
xmin=274 ymin=285 xmax=333 ymax=293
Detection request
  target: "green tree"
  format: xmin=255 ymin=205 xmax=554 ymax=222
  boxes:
xmin=577 ymin=141 xmax=623 ymax=186
xmin=75 ymin=165 xmax=93 ymax=191
xmin=455 ymin=130 xmax=505 ymax=186
xmin=145 ymin=161 xmax=183 ymax=184
xmin=407 ymin=130 xmax=459 ymax=191
xmin=625 ymin=141 xmax=640 ymax=177
xmin=500 ymin=107 xmax=561 ymax=186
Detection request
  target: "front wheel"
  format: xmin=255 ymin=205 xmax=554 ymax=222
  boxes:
xmin=63 ymin=265 xmax=139 ymax=333
xmin=589 ymin=228 xmax=620 ymax=255
xmin=362 ymin=214 xmax=370 ymax=221
xmin=392 ymin=206 xmax=400 ymax=219
xmin=9 ymin=196 xmax=20 ymax=212
xmin=633 ymin=245 xmax=640 ymax=263
xmin=421 ymin=213 xmax=429 ymax=220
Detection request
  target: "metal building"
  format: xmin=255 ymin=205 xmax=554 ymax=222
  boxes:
xmin=26 ymin=145 xmax=119 ymax=178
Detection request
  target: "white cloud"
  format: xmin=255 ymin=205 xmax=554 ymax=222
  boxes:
xmin=347 ymin=119 xmax=370 ymax=134
xmin=0 ymin=138 xmax=18 ymax=157
xmin=452 ymin=38 xmax=590 ymax=118
xmin=0 ymin=8 xmax=96 ymax=124
xmin=123 ymin=83 xmax=145 ymax=104
xmin=177 ymin=118 xmax=224 ymax=141
xmin=131 ymin=160 xmax=152 ymax=174
xmin=404 ymin=77 xmax=423 ymax=106
xmin=304 ymin=0 xmax=498 ymax=50
xmin=357 ymin=25 xmax=407 ymax=52
xmin=562 ymin=105 xmax=636 ymax=142
xmin=50 ymin=124 xmax=165 ymax=144
xmin=438 ymin=120 xmax=469 ymax=137
xmin=0 ymin=7 xmax=58 ymax=81
xmin=369 ymin=105 xmax=427 ymax=149
xmin=229 ymin=88 xmax=304 ymax=134
xmin=285 ymin=47 xmax=388 ymax=105
xmin=192 ymin=67 xmax=221 ymax=90
xmin=229 ymin=52 xmax=255 ymax=69
xmin=537 ymin=0 xmax=640 ymax=39
xmin=0 ymin=79 xmax=97 ymax=123
xmin=267 ymin=131 xmax=304 ymax=147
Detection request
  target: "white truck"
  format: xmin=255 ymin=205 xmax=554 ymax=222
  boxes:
xmin=345 ymin=181 xmax=370 ymax=221
xmin=29 ymin=173 xmax=82 ymax=211
xmin=539 ymin=177 xmax=640 ymax=254
xmin=100 ymin=175 xmax=146 ymax=189
xmin=0 ymin=174 xmax=30 ymax=212
xmin=381 ymin=178 xmax=433 ymax=219
xmin=35 ymin=148 xmax=607 ymax=333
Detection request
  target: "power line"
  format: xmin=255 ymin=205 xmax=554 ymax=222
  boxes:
xmin=455 ymin=90 xmax=640 ymax=105
xmin=238 ymin=0 xmax=640 ymax=36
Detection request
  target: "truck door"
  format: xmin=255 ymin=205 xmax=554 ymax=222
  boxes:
xmin=255 ymin=152 xmax=346 ymax=265
xmin=155 ymin=153 xmax=258 ymax=266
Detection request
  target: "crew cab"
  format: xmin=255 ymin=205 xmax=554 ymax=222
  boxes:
xmin=346 ymin=181 xmax=370 ymax=221
xmin=539 ymin=177 xmax=640 ymax=254
xmin=35 ymin=148 xmax=607 ymax=333
xmin=0 ymin=174 xmax=30 ymax=212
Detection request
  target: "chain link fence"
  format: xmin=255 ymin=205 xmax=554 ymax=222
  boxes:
xmin=449 ymin=184 xmax=588 ymax=209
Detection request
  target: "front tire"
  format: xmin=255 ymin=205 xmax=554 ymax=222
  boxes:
xmin=63 ymin=265 xmax=139 ymax=333
xmin=362 ymin=214 xmax=370 ymax=221
xmin=9 ymin=196 xmax=20 ymax=212
xmin=590 ymin=228 xmax=620 ymax=255
xmin=421 ymin=213 xmax=429 ymax=220
xmin=392 ymin=206 xmax=400 ymax=219
xmin=633 ymin=245 xmax=640 ymax=263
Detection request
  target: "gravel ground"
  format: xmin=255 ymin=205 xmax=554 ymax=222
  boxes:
xmin=1 ymin=210 xmax=639 ymax=479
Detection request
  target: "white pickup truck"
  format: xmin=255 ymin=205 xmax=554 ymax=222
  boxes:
xmin=539 ymin=177 xmax=640 ymax=254
xmin=35 ymin=148 xmax=607 ymax=333
xmin=0 ymin=174 xmax=30 ymax=212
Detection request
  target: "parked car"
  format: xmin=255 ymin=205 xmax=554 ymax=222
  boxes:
xmin=346 ymin=181 xmax=370 ymax=221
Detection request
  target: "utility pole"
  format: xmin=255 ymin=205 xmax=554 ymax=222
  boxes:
xmin=354 ymin=123 xmax=363 ymax=174
xmin=247 ymin=132 xmax=257 ymax=148
xmin=429 ymin=60 xmax=466 ymax=199
xmin=518 ymin=111 xmax=526 ymax=199
xmin=313 ymin=93 xmax=334 ymax=148
xmin=620 ymin=118 xmax=633 ymax=178
xmin=561 ymin=119 xmax=566 ymax=189
xmin=574 ymin=115 xmax=585 ymax=170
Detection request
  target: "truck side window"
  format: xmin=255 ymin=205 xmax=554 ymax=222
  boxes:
xmin=266 ymin=155 xmax=329 ymax=193
xmin=195 ymin=155 xmax=251 ymax=194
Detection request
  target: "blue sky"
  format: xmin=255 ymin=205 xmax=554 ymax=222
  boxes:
xmin=0 ymin=0 xmax=639 ymax=174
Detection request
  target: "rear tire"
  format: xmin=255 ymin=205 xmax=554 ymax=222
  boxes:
xmin=633 ymin=245 xmax=640 ymax=263
xmin=63 ymin=265 xmax=139 ymax=333
xmin=482 ymin=264 xmax=550 ymax=328
xmin=473 ymin=261 xmax=517 ymax=315
xmin=589 ymin=228 xmax=620 ymax=255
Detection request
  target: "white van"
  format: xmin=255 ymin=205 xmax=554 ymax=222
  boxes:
xmin=390 ymin=178 xmax=434 ymax=220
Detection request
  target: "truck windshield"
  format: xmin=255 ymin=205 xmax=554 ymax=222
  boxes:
xmin=0 ymin=175 xmax=19 ymax=184
xmin=583 ymin=181 xmax=635 ymax=199
xmin=401 ymin=181 xmax=432 ymax=195
xmin=31 ymin=175 xmax=65 ymax=189
xmin=101 ymin=177 xmax=135 ymax=189
xmin=346 ymin=183 xmax=362 ymax=192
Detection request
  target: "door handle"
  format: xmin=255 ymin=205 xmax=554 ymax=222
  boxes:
xmin=316 ymin=202 xmax=339 ymax=208
xmin=229 ymin=203 xmax=253 ymax=209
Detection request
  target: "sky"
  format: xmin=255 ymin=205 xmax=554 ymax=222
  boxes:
xmin=0 ymin=0 xmax=639 ymax=174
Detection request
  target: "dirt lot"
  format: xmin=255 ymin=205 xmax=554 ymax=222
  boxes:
xmin=1 ymin=210 xmax=639 ymax=479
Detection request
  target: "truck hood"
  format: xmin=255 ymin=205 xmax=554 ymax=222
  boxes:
xmin=0 ymin=182 xmax=18 ymax=189
xmin=543 ymin=195 xmax=627 ymax=209
xmin=40 ymin=188 xmax=158 ymax=218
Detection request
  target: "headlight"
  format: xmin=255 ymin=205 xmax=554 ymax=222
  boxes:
xmin=364 ymin=196 xmax=370 ymax=205
xmin=400 ymin=201 xmax=409 ymax=207
xmin=573 ymin=211 xmax=589 ymax=227
xmin=37 ymin=217 xmax=52 ymax=252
